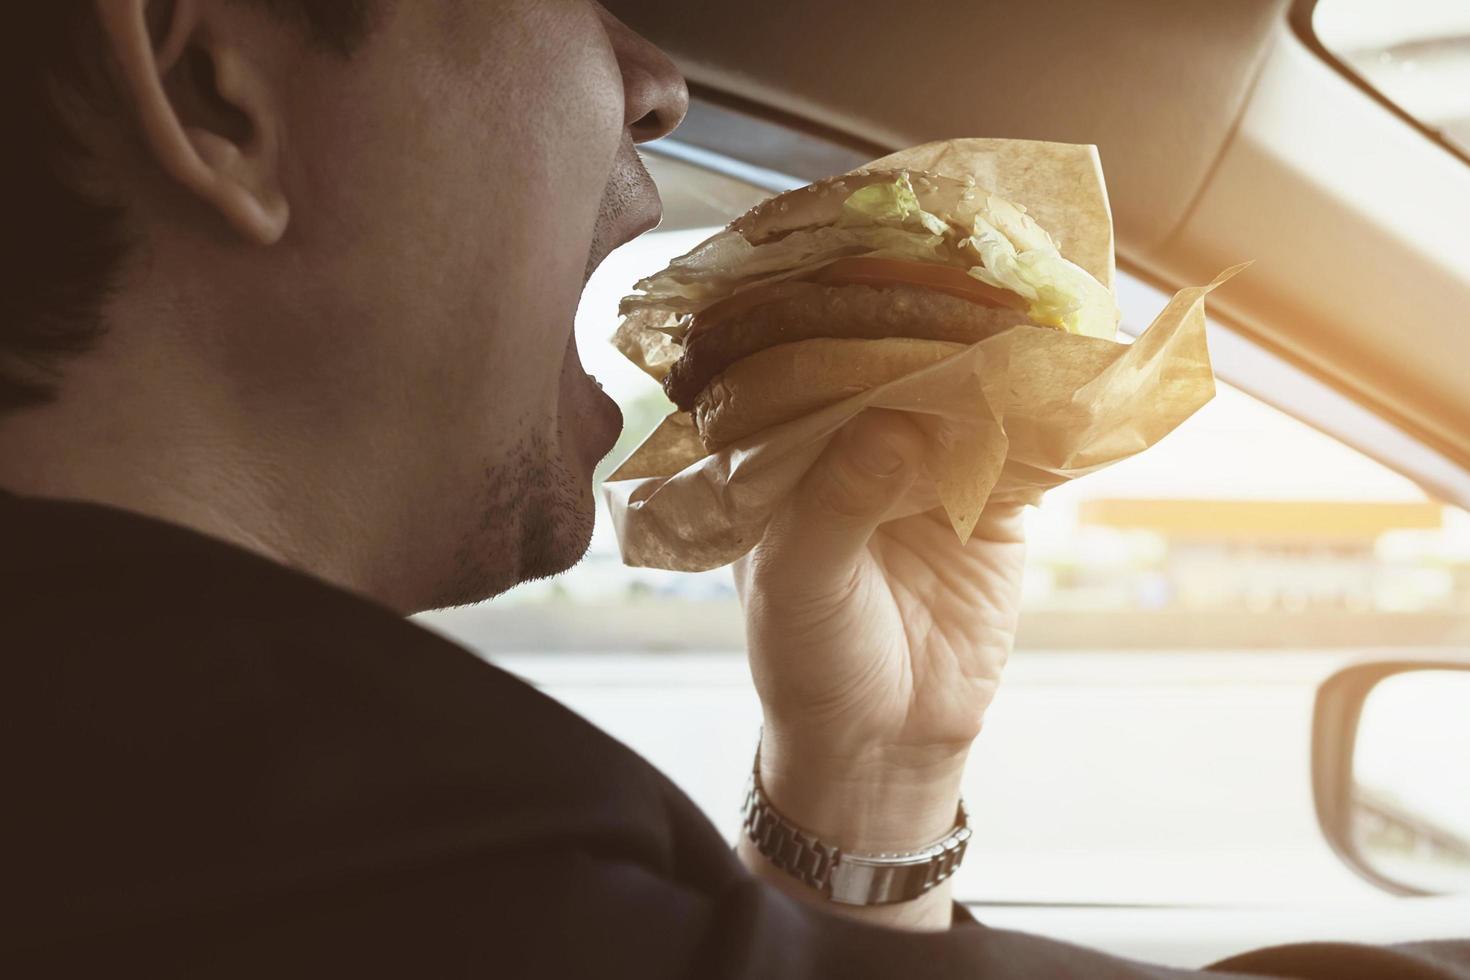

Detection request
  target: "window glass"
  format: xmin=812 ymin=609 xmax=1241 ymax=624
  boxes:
xmin=1314 ymin=0 xmax=1470 ymax=155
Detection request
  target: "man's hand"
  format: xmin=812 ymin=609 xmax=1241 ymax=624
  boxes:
xmin=733 ymin=408 xmax=1025 ymax=929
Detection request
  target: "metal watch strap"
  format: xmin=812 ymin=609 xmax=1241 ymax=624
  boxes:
xmin=740 ymin=746 xmax=971 ymax=906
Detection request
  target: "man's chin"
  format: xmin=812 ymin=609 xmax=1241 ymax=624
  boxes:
xmin=431 ymin=435 xmax=597 ymax=611
xmin=513 ymin=483 xmax=596 ymax=586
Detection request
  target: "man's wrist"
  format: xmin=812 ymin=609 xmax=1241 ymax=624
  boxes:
xmin=736 ymin=730 xmax=971 ymax=931
xmin=755 ymin=729 xmax=969 ymax=854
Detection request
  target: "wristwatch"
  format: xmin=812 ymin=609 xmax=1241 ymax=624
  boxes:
xmin=739 ymin=744 xmax=971 ymax=906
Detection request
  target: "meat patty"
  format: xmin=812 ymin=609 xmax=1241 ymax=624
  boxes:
xmin=662 ymin=281 xmax=1035 ymax=411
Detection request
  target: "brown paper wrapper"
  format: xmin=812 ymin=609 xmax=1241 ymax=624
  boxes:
xmin=604 ymin=138 xmax=1245 ymax=572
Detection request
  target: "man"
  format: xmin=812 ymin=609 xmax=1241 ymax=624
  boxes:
xmin=1 ymin=2 xmax=1465 ymax=976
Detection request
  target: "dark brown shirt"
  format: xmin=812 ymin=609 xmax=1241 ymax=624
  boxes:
xmin=2 ymin=489 xmax=1465 ymax=978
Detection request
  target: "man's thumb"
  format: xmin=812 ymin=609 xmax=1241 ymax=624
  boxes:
xmin=759 ymin=410 xmax=927 ymax=583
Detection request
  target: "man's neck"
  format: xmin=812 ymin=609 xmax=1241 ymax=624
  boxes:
xmin=0 ymin=343 xmax=403 ymax=613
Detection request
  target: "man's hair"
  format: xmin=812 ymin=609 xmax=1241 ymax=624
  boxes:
xmin=0 ymin=2 xmax=377 ymax=412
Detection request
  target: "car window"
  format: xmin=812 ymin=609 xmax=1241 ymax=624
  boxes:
xmin=416 ymin=148 xmax=1469 ymax=905
xmin=1313 ymin=0 xmax=1470 ymax=156
xmin=420 ymin=150 xmax=1469 ymax=658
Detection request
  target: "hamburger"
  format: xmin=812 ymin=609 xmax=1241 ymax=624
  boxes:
xmin=616 ymin=169 xmax=1120 ymax=452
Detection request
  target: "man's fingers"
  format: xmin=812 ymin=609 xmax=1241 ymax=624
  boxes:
xmin=970 ymin=500 xmax=1027 ymax=545
xmin=756 ymin=410 xmax=927 ymax=593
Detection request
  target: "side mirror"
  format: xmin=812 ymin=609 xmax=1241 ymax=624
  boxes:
xmin=1313 ymin=660 xmax=1470 ymax=895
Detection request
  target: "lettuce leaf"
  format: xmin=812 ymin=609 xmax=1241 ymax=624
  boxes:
xmin=838 ymin=173 xmax=952 ymax=236
xmin=963 ymin=195 xmax=1118 ymax=340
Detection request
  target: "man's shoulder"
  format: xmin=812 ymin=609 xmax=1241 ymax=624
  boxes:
xmin=0 ymin=488 xmax=657 ymax=804
xmin=0 ymin=490 xmax=695 ymax=950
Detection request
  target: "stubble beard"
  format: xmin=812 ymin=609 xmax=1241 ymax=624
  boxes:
xmin=435 ymin=424 xmax=592 ymax=609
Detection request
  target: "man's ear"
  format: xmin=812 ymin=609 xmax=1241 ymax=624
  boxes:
xmin=96 ymin=0 xmax=290 ymax=245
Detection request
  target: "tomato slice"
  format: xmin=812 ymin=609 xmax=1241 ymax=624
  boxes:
xmin=807 ymin=256 xmax=1028 ymax=311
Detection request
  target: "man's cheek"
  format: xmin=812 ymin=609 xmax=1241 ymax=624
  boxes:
xmin=531 ymin=10 xmax=625 ymax=189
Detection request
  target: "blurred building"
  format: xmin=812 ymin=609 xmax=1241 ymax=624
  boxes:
xmin=1078 ymin=498 xmax=1451 ymax=613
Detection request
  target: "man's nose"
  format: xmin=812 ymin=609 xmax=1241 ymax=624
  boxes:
xmin=601 ymin=9 xmax=689 ymax=144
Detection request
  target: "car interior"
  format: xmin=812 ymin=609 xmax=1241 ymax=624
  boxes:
xmin=420 ymin=0 xmax=1470 ymax=967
